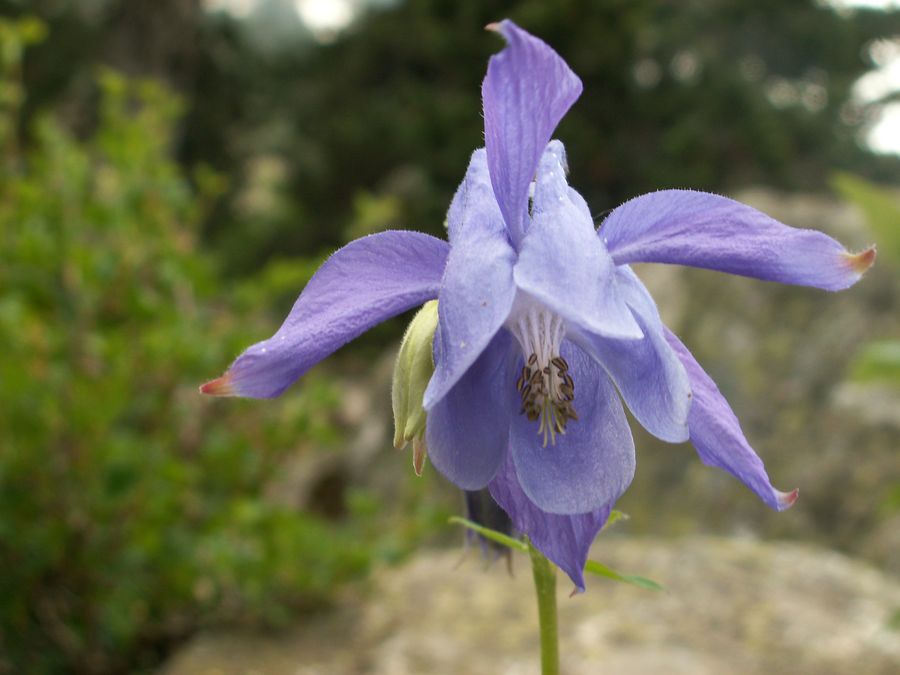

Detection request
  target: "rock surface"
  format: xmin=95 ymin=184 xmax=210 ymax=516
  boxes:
xmin=160 ymin=536 xmax=900 ymax=675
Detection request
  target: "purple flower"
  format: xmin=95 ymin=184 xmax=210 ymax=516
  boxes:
xmin=202 ymin=20 xmax=875 ymax=591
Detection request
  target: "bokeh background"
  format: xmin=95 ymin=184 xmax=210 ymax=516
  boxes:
xmin=1 ymin=0 xmax=899 ymax=673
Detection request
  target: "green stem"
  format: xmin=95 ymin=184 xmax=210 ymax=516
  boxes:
xmin=528 ymin=538 xmax=559 ymax=675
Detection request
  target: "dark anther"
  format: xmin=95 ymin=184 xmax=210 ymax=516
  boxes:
xmin=516 ymin=370 xmax=526 ymax=392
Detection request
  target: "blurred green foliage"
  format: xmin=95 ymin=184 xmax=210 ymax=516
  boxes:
xmin=849 ymin=340 xmax=900 ymax=383
xmin=270 ymin=0 xmax=900 ymax=262
xmin=832 ymin=172 xmax=900 ymax=386
xmin=832 ymin=172 xmax=900 ymax=536
xmin=0 ymin=18 xmax=444 ymax=673
xmin=833 ymin=172 xmax=900 ymax=264
xmin=4 ymin=0 xmax=900 ymax=277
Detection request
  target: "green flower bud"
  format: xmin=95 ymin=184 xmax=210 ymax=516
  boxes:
xmin=392 ymin=300 xmax=438 ymax=452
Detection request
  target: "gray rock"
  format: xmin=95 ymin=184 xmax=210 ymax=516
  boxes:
xmin=159 ymin=536 xmax=900 ymax=675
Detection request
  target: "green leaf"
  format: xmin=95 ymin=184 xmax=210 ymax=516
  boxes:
xmin=602 ymin=510 xmax=629 ymax=530
xmin=831 ymin=172 xmax=900 ymax=263
xmin=448 ymin=516 xmax=528 ymax=552
xmin=850 ymin=340 xmax=900 ymax=384
xmin=883 ymin=484 xmax=900 ymax=512
xmin=889 ymin=608 xmax=900 ymax=631
xmin=584 ymin=560 xmax=664 ymax=591
xmin=450 ymin=517 xmax=663 ymax=591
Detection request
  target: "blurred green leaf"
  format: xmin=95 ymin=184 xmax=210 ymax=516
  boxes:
xmin=832 ymin=172 xmax=900 ymax=264
xmin=883 ymin=484 xmax=900 ymax=512
xmin=833 ymin=173 xmax=900 ymax=392
xmin=450 ymin=516 xmax=661 ymax=591
xmin=602 ymin=510 xmax=630 ymax=530
xmin=583 ymin=560 xmax=664 ymax=591
xmin=448 ymin=516 xmax=528 ymax=553
xmin=850 ymin=340 xmax=900 ymax=384
xmin=889 ymin=608 xmax=900 ymax=631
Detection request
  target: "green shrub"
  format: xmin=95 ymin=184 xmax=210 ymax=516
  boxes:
xmin=0 ymin=20 xmax=382 ymax=674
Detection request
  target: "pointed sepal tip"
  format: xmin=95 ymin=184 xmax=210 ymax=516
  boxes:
xmin=412 ymin=437 xmax=427 ymax=477
xmin=776 ymin=487 xmax=799 ymax=511
xmin=199 ymin=373 xmax=235 ymax=397
xmin=845 ymin=245 xmax=876 ymax=275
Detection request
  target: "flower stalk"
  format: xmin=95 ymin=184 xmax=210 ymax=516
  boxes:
xmin=528 ymin=537 xmax=559 ymax=675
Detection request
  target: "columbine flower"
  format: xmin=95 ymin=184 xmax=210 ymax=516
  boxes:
xmin=202 ymin=20 xmax=875 ymax=591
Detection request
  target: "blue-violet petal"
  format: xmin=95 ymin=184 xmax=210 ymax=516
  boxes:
xmin=602 ymin=189 xmax=875 ymax=291
xmin=489 ymin=452 xmax=613 ymax=592
xmin=575 ymin=267 xmax=691 ymax=443
xmin=509 ymin=340 xmax=635 ymax=515
xmin=426 ymin=331 xmax=513 ymax=489
xmin=482 ymin=20 xmax=582 ymax=247
xmin=513 ymin=144 xmax=642 ymax=340
xmin=663 ymin=327 xmax=799 ymax=511
xmin=202 ymin=231 xmax=449 ymax=398
xmin=424 ymin=152 xmax=517 ymax=409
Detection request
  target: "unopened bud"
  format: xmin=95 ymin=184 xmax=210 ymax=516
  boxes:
xmin=391 ymin=300 xmax=438 ymax=451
